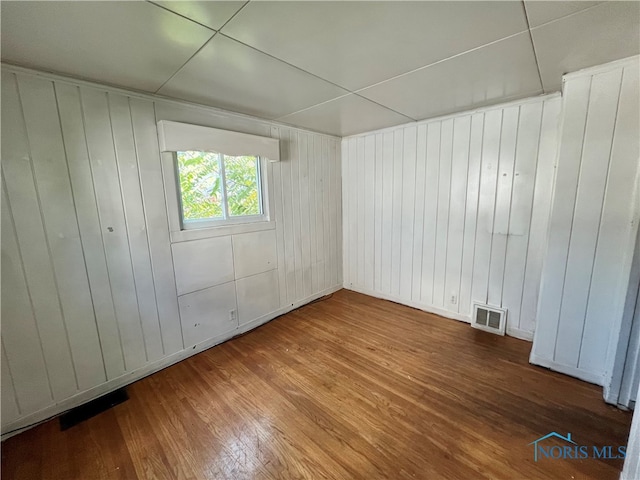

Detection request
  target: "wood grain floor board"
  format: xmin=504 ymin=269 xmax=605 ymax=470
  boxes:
xmin=1 ymin=289 xmax=632 ymax=479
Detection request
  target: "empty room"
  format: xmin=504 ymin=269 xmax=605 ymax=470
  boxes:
xmin=1 ymin=1 xmax=640 ymax=479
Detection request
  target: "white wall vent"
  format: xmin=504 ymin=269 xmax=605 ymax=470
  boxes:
xmin=472 ymin=304 xmax=507 ymax=335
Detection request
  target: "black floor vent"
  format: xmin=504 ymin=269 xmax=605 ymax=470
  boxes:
xmin=59 ymin=388 xmax=128 ymax=431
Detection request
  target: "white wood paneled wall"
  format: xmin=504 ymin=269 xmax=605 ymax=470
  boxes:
xmin=531 ymin=57 xmax=640 ymax=386
xmin=0 ymin=66 xmax=342 ymax=434
xmin=341 ymin=95 xmax=561 ymax=339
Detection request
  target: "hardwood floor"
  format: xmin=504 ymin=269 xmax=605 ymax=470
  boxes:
xmin=1 ymin=290 xmax=632 ymax=479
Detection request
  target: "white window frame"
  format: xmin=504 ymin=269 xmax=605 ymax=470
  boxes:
xmin=176 ymin=151 xmax=267 ymax=230
xmin=158 ymin=121 xmax=278 ymax=243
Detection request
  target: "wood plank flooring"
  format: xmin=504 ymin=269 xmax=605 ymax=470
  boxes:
xmin=1 ymin=290 xmax=632 ymax=479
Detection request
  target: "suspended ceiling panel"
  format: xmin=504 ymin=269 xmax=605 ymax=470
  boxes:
xmin=221 ymin=1 xmax=529 ymax=91
xmin=1 ymin=1 xmax=638 ymax=136
xmin=529 ymin=1 xmax=640 ymax=91
xmin=0 ymin=1 xmax=214 ymax=92
xmin=277 ymin=94 xmax=412 ymax=137
xmin=523 ymin=1 xmax=601 ymax=27
xmin=158 ymin=34 xmax=348 ymax=119
xmin=359 ymin=32 xmax=542 ymax=121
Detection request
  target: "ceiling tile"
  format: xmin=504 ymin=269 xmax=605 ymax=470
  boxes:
xmin=277 ymin=94 xmax=413 ymax=137
xmin=222 ymin=1 xmax=528 ymax=91
xmin=524 ymin=1 xmax=602 ymax=28
xmin=158 ymin=34 xmax=348 ymax=120
xmin=151 ymin=1 xmax=245 ymax=30
xmin=532 ymin=1 xmax=640 ymax=91
xmin=0 ymin=1 xmax=214 ymax=92
xmin=359 ymin=33 xmax=542 ymax=121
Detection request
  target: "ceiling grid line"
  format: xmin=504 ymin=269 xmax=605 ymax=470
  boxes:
xmin=146 ymin=0 xmax=217 ymax=32
xmin=153 ymin=31 xmax=218 ymax=94
xmin=1 ymin=1 xmax=637 ymax=137
xmin=521 ymin=1 xmax=545 ymax=94
xmin=153 ymin=1 xmax=251 ymax=94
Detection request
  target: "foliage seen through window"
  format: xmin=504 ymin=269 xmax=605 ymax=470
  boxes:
xmin=177 ymin=151 xmax=261 ymax=224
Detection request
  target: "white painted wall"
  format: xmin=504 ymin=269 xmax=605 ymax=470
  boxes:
xmin=0 ymin=66 xmax=343 ymax=434
xmin=621 ymin=379 xmax=640 ymax=480
xmin=531 ymin=57 xmax=640 ymax=387
xmin=341 ymin=94 xmax=561 ymax=339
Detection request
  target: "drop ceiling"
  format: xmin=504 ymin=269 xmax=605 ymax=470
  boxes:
xmin=1 ymin=1 xmax=638 ymax=137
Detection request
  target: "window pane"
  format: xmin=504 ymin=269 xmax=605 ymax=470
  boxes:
xmin=177 ymin=151 xmax=223 ymax=221
xmin=223 ymin=155 xmax=261 ymax=216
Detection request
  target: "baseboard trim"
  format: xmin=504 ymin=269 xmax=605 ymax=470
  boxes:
xmin=345 ymin=285 xmax=471 ymax=323
xmin=506 ymin=327 xmax=534 ymax=341
xmin=1 ymin=285 xmax=342 ymax=440
xmin=529 ymin=353 xmax=604 ymax=386
xmin=346 ymin=286 xmax=535 ymax=342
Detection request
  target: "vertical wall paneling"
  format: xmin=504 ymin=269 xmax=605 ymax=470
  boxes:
xmin=444 ymin=117 xmax=471 ymax=312
xmin=459 ymin=113 xmax=484 ymax=317
xmin=55 ymin=82 xmax=126 ymax=380
xmin=374 ymin=133 xmax=384 ymax=292
xmin=1 ymin=180 xmax=53 ymax=415
xmin=519 ymin=99 xmax=561 ymax=334
xmin=411 ymin=126 xmax=427 ymax=302
xmin=109 ymin=94 xmax=164 ymax=362
xmin=364 ymin=135 xmax=376 ymax=291
xmin=320 ymin=136 xmax=330 ymax=291
xmin=270 ymin=126 xmax=288 ymax=307
xmin=502 ymin=102 xmax=544 ymax=332
xmin=487 ymin=106 xmax=519 ymax=307
xmin=356 ymin=137 xmax=366 ymax=288
xmin=421 ymin=123 xmax=441 ymax=305
xmin=81 ymin=87 xmax=148 ymax=371
xmin=333 ymin=136 xmax=343 ymax=287
xmin=19 ymin=74 xmax=111 ymax=395
xmin=1 ymin=72 xmax=78 ymax=402
xmin=315 ymin=135 xmax=325 ymax=291
xmin=433 ymin=119 xmax=453 ymax=308
xmin=131 ymin=98 xmax=183 ymax=355
xmin=534 ymin=77 xmax=591 ymax=362
xmin=381 ymin=132 xmax=393 ymax=294
xmin=290 ymin=130 xmax=303 ymax=300
xmin=399 ymin=126 xmax=417 ymax=299
xmin=308 ymin=134 xmax=317 ymax=294
xmin=281 ymin=129 xmax=296 ymax=305
xmin=342 ymin=95 xmax=561 ymax=336
xmin=531 ymin=57 xmax=640 ymax=385
xmin=588 ymin=64 xmax=640 ymax=378
xmin=554 ymin=69 xmax=623 ymax=368
xmin=1 ymin=342 xmax=20 ymax=422
xmin=1 ymin=65 xmax=343 ymax=433
xmin=471 ymin=109 xmax=502 ymax=309
xmin=390 ymin=130 xmax=403 ymax=296
xmin=299 ymin=133 xmax=311 ymax=298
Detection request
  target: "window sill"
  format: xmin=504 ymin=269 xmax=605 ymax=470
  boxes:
xmin=169 ymin=219 xmax=275 ymax=243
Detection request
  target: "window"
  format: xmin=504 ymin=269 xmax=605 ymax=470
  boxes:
xmin=157 ymin=120 xmax=279 ymax=241
xmin=176 ymin=151 xmax=265 ymax=229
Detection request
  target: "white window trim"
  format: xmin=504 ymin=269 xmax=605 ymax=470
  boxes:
xmin=158 ymin=122 xmax=278 ymax=244
xmin=177 ymin=151 xmax=267 ymax=230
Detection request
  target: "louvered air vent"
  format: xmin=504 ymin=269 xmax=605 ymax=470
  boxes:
xmin=472 ymin=304 xmax=507 ymax=335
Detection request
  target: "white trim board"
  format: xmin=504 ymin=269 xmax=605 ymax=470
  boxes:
xmin=529 ymin=353 xmax=605 ymax=386
xmin=0 ymin=285 xmax=342 ymax=440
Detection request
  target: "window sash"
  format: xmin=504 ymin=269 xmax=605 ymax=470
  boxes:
xmin=176 ymin=152 xmax=266 ymax=230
